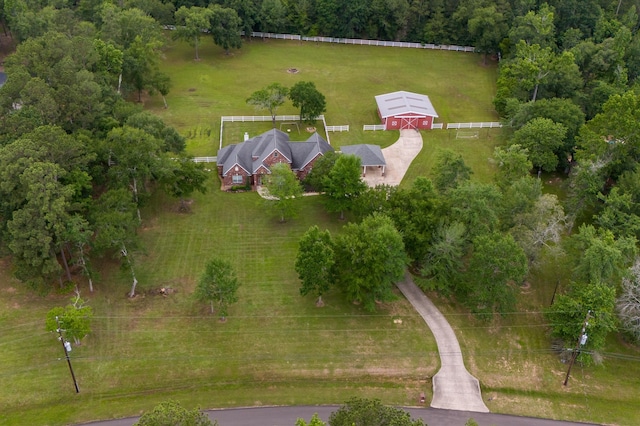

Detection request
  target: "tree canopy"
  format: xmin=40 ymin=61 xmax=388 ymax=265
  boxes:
xmin=322 ymin=154 xmax=366 ymax=220
xmin=296 ymin=226 xmax=335 ymax=307
xmin=195 ymin=258 xmax=240 ymax=320
xmin=333 ymin=214 xmax=407 ymax=311
xmin=289 ymin=81 xmax=327 ymax=124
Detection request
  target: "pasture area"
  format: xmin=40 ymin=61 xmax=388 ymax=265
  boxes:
xmin=147 ymin=37 xmax=499 ymax=158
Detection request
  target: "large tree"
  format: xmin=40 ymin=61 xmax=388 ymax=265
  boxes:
xmin=246 ymin=83 xmax=289 ymax=127
xmin=163 ymin=156 xmax=209 ymax=213
xmin=289 ymin=81 xmax=327 ymax=124
xmin=333 ymin=214 xmax=407 ymax=311
xmin=508 ymin=98 xmax=585 ymax=160
xmin=92 ymin=188 xmax=142 ymax=298
xmin=421 ymin=221 xmax=467 ymax=295
xmin=209 ymin=4 xmax=243 ymax=54
xmin=492 ymin=144 xmax=532 ymax=190
xmin=295 ymin=226 xmax=335 ymax=307
xmin=568 ymin=224 xmax=636 ymax=286
xmin=467 ymin=5 xmax=507 ymax=64
xmin=508 ymin=3 xmax=556 ymax=49
xmin=322 ymin=154 xmax=367 ymax=220
xmin=104 ymin=125 xmax=167 ymax=222
xmin=461 ymin=232 xmax=528 ymax=315
xmin=546 ymin=281 xmax=617 ymax=363
xmin=510 ymin=194 xmax=569 ymax=263
xmin=195 ymin=258 xmax=240 ymax=320
xmin=174 ymin=6 xmax=214 ymax=60
xmin=387 ymin=176 xmax=440 ymax=264
xmin=495 ymin=40 xmax=582 ymax=114
xmin=263 ymin=163 xmax=303 ymax=222
xmin=510 ymin=117 xmax=567 ymax=173
xmin=432 ymin=149 xmax=472 ymax=193
xmin=448 ymin=182 xmax=502 ymax=239
xmin=6 ymin=161 xmax=74 ymax=290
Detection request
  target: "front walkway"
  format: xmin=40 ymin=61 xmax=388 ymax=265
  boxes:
xmin=362 ymin=129 xmax=423 ymax=187
xmin=396 ymin=272 xmax=490 ymax=413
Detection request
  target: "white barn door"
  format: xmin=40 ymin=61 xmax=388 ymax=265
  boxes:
xmin=400 ymin=117 xmax=418 ymax=129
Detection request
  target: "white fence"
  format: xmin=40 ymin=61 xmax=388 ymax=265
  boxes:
xmin=164 ymin=27 xmax=476 ymax=52
xmin=432 ymin=123 xmax=444 ymax=129
xmin=220 ymin=114 xmax=331 ymax=148
xmin=250 ymin=32 xmax=475 ymax=52
xmin=326 ymin=125 xmax=349 ymax=132
xmin=363 ymin=124 xmax=385 ymax=131
xmin=193 ymin=157 xmax=217 ymax=163
xmin=221 ymin=115 xmax=302 ymax=123
xmin=446 ymin=122 xmax=502 ymax=129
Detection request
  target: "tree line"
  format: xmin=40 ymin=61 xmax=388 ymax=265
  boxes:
xmin=0 ymin=3 xmax=209 ymax=295
xmin=290 ymin=139 xmax=640 ymax=359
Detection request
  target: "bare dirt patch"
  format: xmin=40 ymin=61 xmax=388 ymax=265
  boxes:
xmin=287 ymin=68 xmax=299 ymax=74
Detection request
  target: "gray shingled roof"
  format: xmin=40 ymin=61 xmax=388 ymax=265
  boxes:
xmin=291 ymin=133 xmax=333 ymax=170
xmin=341 ymin=144 xmax=386 ymax=166
xmin=375 ymin=91 xmax=438 ymax=118
xmin=218 ymin=129 xmax=333 ymax=176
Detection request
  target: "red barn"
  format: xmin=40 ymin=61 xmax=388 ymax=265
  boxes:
xmin=375 ymin=91 xmax=438 ymax=130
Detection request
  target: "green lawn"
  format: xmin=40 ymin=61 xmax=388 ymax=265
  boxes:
xmin=0 ymin=187 xmax=438 ymax=425
xmin=147 ymin=37 xmax=498 ymax=157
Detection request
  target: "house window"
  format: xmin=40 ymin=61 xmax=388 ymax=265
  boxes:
xmin=232 ymin=175 xmax=243 ymax=184
xmin=274 ymin=151 xmax=279 ymax=158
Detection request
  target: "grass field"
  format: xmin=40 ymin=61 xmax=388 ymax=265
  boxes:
xmin=1 ymin=189 xmax=438 ymax=425
xmin=1 ymin=37 xmax=639 ymax=426
xmin=147 ymin=37 xmax=498 ymax=157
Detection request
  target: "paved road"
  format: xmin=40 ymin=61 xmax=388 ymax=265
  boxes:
xmin=83 ymin=405 xmax=600 ymax=426
xmin=396 ymin=272 xmax=489 ymax=413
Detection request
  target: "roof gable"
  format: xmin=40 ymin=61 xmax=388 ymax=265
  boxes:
xmin=375 ymin=91 xmax=438 ymax=118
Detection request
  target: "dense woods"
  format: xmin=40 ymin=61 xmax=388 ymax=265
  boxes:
xmin=2 ymin=0 xmax=640 ymax=354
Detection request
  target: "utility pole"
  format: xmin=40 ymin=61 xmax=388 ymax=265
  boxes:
xmin=563 ymin=310 xmax=591 ymax=386
xmin=55 ymin=316 xmax=80 ymax=393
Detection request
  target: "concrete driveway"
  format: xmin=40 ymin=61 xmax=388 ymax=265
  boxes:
xmin=397 ymin=272 xmax=490 ymax=413
xmin=362 ymin=129 xmax=423 ymax=187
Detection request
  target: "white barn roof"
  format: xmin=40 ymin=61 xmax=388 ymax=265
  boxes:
xmin=375 ymin=91 xmax=438 ymax=118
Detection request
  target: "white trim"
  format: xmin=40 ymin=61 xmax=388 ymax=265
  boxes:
xmin=262 ymin=147 xmax=292 ymax=164
xmin=223 ymin=161 xmax=250 ymax=176
xmin=297 ymin=152 xmax=323 ymax=172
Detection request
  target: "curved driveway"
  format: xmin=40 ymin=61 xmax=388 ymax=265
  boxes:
xmin=397 ymin=273 xmax=489 ymax=413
